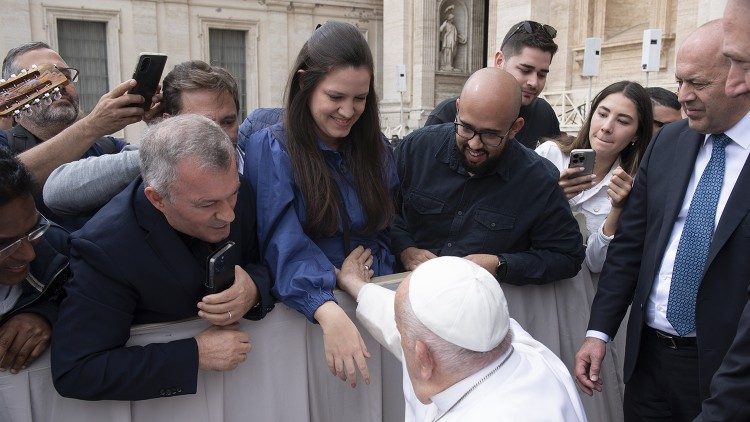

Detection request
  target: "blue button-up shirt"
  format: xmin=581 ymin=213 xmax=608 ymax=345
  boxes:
xmin=242 ymin=123 xmax=398 ymax=321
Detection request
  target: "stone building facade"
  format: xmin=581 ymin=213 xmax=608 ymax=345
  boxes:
xmin=1 ymin=0 xmax=383 ymax=141
xmin=1 ymin=0 xmax=728 ymax=138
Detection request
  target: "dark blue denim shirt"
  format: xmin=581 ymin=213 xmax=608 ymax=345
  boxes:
xmin=392 ymin=123 xmax=584 ymax=285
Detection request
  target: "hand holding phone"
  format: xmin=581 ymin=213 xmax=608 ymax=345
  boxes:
xmin=569 ymin=149 xmax=596 ymax=176
xmin=559 ymin=149 xmax=597 ymax=199
xmin=206 ymin=241 xmax=238 ymax=294
xmin=128 ymin=53 xmax=167 ymax=110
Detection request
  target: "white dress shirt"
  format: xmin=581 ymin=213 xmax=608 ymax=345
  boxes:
xmin=535 ymin=141 xmax=617 ymax=273
xmin=355 ymin=283 xmax=587 ymax=421
xmin=588 ymin=111 xmax=750 ymax=342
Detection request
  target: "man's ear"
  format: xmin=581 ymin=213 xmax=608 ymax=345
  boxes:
xmin=455 ymin=98 xmax=461 ymax=114
xmin=508 ymin=116 xmax=525 ymax=140
xmin=494 ymin=51 xmax=506 ymax=68
xmin=144 ymin=186 xmax=167 ymax=213
xmin=415 ymin=340 xmax=435 ymax=380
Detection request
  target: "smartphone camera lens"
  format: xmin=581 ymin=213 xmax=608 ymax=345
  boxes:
xmin=139 ymin=57 xmax=151 ymax=73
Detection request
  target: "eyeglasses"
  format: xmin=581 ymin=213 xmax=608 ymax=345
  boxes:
xmin=0 ymin=214 xmax=51 ymax=262
xmin=454 ymin=119 xmax=511 ymax=149
xmin=500 ymin=21 xmax=557 ymax=50
xmin=57 ymin=67 xmax=79 ymax=83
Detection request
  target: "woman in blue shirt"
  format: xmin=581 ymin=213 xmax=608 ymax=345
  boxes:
xmin=242 ymin=21 xmax=398 ymax=388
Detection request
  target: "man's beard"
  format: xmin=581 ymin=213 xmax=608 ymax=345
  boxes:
xmin=27 ymin=92 xmax=79 ymax=127
xmin=458 ymin=145 xmax=503 ymax=175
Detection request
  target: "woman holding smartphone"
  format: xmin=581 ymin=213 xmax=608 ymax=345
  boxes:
xmin=242 ymin=21 xmax=397 ymax=388
xmin=536 ymin=81 xmax=653 ymax=273
xmin=507 ymin=81 xmax=653 ymax=421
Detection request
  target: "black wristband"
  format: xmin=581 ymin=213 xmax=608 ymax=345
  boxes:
xmin=495 ymin=255 xmax=508 ymax=281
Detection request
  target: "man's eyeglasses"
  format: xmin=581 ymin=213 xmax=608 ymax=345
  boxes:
xmin=0 ymin=214 xmax=51 ymax=262
xmin=454 ymin=119 xmax=511 ymax=149
xmin=58 ymin=67 xmax=79 ymax=83
xmin=501 ymin=21 xmax=557 ymax=50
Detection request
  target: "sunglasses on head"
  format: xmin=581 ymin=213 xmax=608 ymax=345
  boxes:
xmin=501 ymin=21 xmax=557 ymax=50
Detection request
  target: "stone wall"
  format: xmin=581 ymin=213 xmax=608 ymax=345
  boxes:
xmin=1 ymin=0 xmax=383 ymax=142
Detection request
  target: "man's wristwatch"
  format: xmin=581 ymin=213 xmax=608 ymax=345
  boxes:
xmin=495 ymin=255 xmax=508 ymax=281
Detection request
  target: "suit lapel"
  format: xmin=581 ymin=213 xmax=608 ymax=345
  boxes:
xmin=705 ymin=153 xmax=750 ymax=268
xmin=653 ymin=128 xmax=703 ymax=268
xmin=133 ymin=181 xmax=203 ymax=299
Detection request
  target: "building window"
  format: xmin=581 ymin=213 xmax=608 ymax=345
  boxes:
xmin=209 ymin=28 xmax=247 ymax=118
xmin=57 ymin=19 xmax=108 ymax=113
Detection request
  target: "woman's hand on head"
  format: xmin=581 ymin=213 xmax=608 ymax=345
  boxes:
xmin=314 ymin=301 xmax=371 ymax=388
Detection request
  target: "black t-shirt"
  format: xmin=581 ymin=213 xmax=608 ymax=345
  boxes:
xmin=424 ymin=96 xmax=561 ymax=149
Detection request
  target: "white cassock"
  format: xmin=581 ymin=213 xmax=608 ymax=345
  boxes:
xmin=356 ymin=283 xmax=587 ymax=422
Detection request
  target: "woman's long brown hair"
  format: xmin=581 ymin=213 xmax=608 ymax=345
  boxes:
xmin=283 ymin=21 xmax=393 ymax=237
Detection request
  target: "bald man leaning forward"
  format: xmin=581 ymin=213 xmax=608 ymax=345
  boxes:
xmin=336 ymin=254 xmax=586 ymax=421
xmin=392 ymin=68 xmax=582 ymax=279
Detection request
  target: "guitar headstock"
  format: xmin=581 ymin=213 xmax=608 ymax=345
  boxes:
xmin=0 ymin=64 xmax=70 ymax=118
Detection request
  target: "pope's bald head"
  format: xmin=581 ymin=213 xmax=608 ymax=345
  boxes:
xmin=458 ymin=68 xmax=522 ymax=129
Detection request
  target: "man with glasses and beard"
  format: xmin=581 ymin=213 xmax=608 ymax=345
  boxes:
xmin=0 ymin=147 xmax=70 ymax=375
xmin=392 ymin=67 xmax=583 ymax=288
xmin=1 ymin=42 xmax=148 ymax=230
xmin=426 ymin=20 xmax=561 ymax=149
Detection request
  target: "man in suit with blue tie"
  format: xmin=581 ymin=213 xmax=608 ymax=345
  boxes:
xmin=51 ymin=114 xmax=274 ymax=401
xmin=693 ymin=2 xmax=750 ymax=420
xmin=575 ymin=20 xmax=750 ymax=421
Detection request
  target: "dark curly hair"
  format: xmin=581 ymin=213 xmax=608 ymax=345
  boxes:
xmin=0 ymin=146 xmax=35 ymax=206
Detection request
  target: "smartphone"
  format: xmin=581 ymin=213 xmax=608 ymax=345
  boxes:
xmin=206 ymin=241 xmax=239 ymax=294
xmin=128 ymin=52 xmax=167 ymax=110
xmin=569 ymin=149 xmax=596 ymax=176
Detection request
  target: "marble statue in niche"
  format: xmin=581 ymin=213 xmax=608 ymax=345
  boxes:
xmin=439 ymin=5 xmax=466 ymax=71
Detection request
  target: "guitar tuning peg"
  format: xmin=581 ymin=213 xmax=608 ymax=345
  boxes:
xmin=0 ymin=79 xmax=5 ymax=83
xmin=20 ymin=68 xmax=27 ymax=74
xmin=10 ymin=74 xmax=16 ymax=78
xmin=13 ymin=110 xmax=20 ymax=116
xmin=52 ymin=90 xmax=62 ymax=100
xmin=43 ymin=92 xmax=50 ymax=98
xmin=23 ymin=104 xmax=32 ymax=116
xmin=33 ymin=98 xmax=40 ymax=104
xmin=31 ymin=64 xmax=38 ymax=69
xmin=42 ymin=95 xmax=52 ymax=106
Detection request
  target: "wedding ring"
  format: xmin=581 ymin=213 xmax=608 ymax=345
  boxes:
xmin=363 ymin=265 xmax=370 ymax=271
xmin=228 ymin=310 xmax=232 ymax=320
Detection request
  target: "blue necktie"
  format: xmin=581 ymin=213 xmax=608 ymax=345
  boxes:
xmin=667 ymin=133 xmax=730 ymax=336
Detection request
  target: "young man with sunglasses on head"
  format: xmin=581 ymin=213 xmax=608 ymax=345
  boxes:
xmin=0 ymin=146 xmax=70 ymax=375
xmin=426 ymin=21 xmax=561 ymax=149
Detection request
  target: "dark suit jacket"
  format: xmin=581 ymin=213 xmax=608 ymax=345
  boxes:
xmin=51 ymin=178 xmax=274 ymax=401
xmin=694 ymin=286 xmax=750 ymax=421
xmin=588 ymin=119 xmax=750 ymax=400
